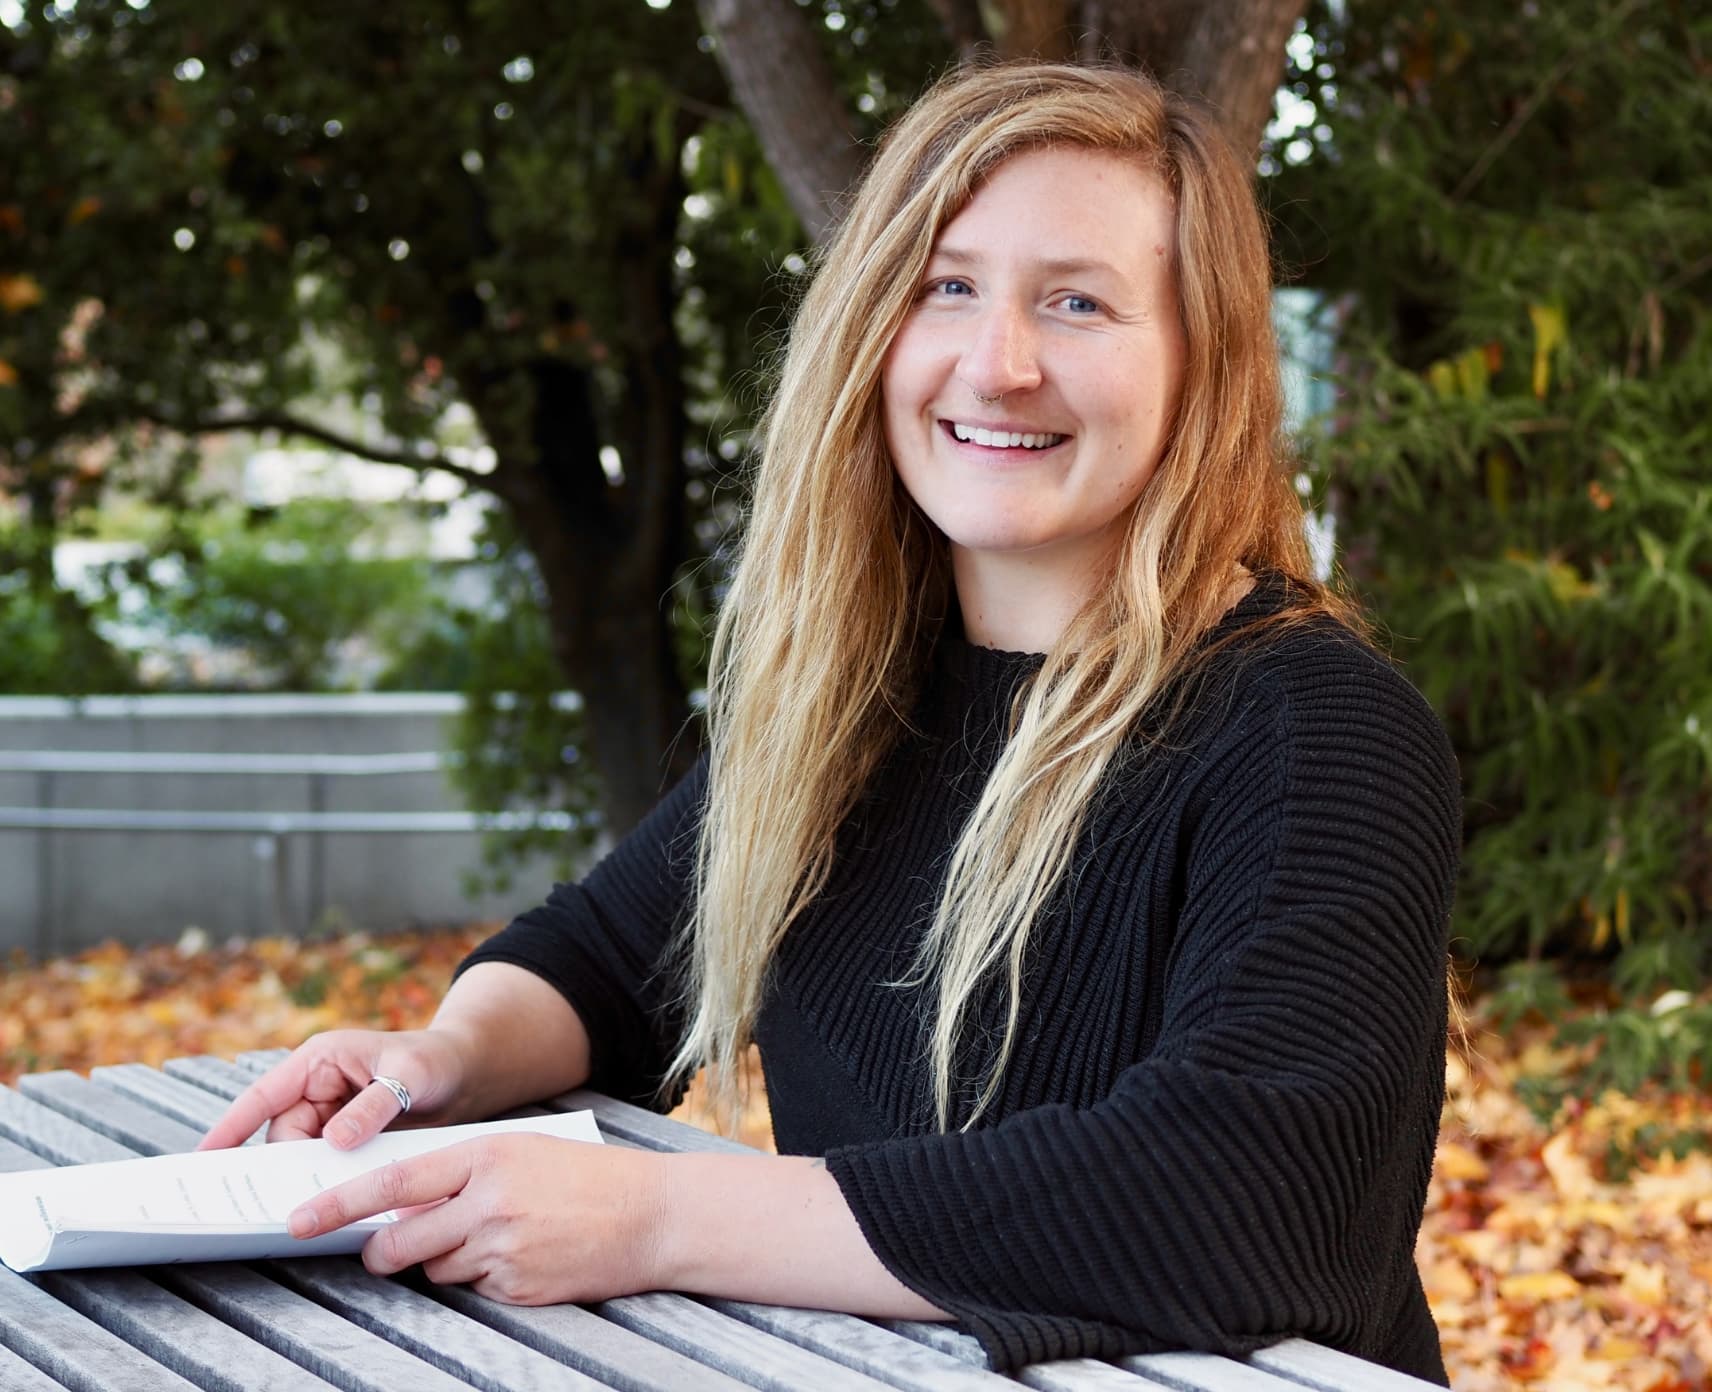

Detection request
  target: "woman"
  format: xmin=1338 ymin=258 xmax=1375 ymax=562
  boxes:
xmin=202 ymin=62 xmax=1460 ymax=1385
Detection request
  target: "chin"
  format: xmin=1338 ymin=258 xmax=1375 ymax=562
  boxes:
xmin=944 ymin=529 xmax=1063 ymax=556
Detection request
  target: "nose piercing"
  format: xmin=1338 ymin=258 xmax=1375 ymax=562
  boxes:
xmin=970 ymin=388 xmax=1002 ymax=406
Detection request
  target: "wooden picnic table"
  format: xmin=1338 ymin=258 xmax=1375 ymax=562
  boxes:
xmin=0 ymin=1052 xmax=1438 ymax=1391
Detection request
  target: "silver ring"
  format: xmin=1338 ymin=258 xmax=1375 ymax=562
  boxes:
xmin=370 ymin=1075 xmax=412 ymax=1113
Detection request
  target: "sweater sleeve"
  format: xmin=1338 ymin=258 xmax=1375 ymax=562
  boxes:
xmin=824 ymin=660 xmax=1461 ymax=1374
xmin=453 ymin=756 xmax=707 ymax=1110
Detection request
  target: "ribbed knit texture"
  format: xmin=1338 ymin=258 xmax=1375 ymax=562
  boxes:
xmin=458 ymin=580 xmax=1460 ymax=1385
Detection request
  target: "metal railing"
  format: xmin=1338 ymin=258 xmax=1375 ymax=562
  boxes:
xmin=1 ymin=748 xmax=575 ymax=955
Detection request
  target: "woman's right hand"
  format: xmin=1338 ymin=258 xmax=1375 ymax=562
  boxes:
xmin=196 ymin=1027 xmax=474 ymax=1152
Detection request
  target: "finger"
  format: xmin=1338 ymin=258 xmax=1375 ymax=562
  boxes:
xmin=198 ymin=1054 xmax=315 ymax=1150
xmin=320 ymin=1077 xmax=414 ymax=1150
xmin=289 ymin=1143 xmax=477 ymax=1239
xmin=361 ymin=1198 xmax=470 ymax=1277
xmin=422 ymin=1246 xmax=487 ymax=1289
xmin=266 ymin=1098 xmax=337 ymax=1144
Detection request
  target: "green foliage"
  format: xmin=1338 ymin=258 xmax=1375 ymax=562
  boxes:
xmin=1481 ymin=960 xmax=1575 ymax=1033
xmin=0 ymin=0 xmax=728 ymax=448
xmin=1274 ymin=0 xmax=1712 ymax=997
xmin=1513 ymin=988 xmax=1712 ymax=1154
xmin=1556 ymin=994 xmax=1712 ymax=1099
xmin=122 ymin=497 xmax=437 ymax=690
xmin=0 ymin=527 xmax=136 ymax=694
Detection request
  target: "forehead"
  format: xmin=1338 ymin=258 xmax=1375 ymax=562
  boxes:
xmin=929 ymin=145 xmax=1177 ymax=264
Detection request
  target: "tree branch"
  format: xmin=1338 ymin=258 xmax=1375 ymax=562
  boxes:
xmin=135 ymin=408 xmax=494 ymax=490
xmin=697 ymin=0 xmax=869 ymax=241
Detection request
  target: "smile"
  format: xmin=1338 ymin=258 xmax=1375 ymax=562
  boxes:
xmin=946 ymin=421 xmax=1067 ymax=450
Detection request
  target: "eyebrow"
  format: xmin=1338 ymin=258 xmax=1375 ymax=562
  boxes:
xmin=928 ymin=244 xmax=1132 ymax=281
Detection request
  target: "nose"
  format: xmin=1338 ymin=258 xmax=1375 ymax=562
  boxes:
xmin=958 ymin=302 xmax=1042 ymax=401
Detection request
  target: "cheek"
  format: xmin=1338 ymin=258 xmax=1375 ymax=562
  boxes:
xmin=881 ymin=331 xmax=945 ymax=458
xmin=878 ymin=340 xmax=911 ymax=428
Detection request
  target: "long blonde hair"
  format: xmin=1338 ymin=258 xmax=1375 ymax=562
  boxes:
xmin=670 ymin=62 xmax=1357 ymax=1129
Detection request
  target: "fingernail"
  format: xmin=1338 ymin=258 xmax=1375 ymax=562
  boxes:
xmin=327 ymin=1121 xmax=355 ymax=1147
xmin=288 ymin=1209 xmax=315 ymax=1238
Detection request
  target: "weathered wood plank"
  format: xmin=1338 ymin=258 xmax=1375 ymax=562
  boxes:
xmin=16 ymin=1072 xmax=196 ymax=1156
xmin=161 ymin=1055 xmax=256 ymax=1102
xmin=881 ymin=1319 xmax=989 ymax=1365
xmin=598 ymin=1290 xmax=900 ymax=1392
xmin=705 ymin=1298 xmax=1014 ymax=1391
xmin=237 ymin=1049 xmax=292 ymax=1073
xmin=1020 ymin=1359 xmax=1165 ymax=1390
xmin=39 ymin=1268 xmax=339 ymax=1392
xmin=159 ymin=1265 xmax=496 ymax=1392
xmin=0 ymin=1339 xmax=73 ymax=1391
xmin=0 ymin=1086 xmax=134 ymax=1166
xmin=426 ymin=1283 xmax=757 ymax=1392
xmin=261 ymin=1258 xmax=611 ymax=1392
xmin=0 ymin=1134 xmax=52 ymax=1173
xmin=555 ymin=1089 xmax=754 ymax=1155
xmin=1247 ymin=1339 xmax=1445 ymax=1391
xmin=90 ymin=1065 xmax=258 ymax=1141
xmin=1118 ymin=1352 xmax=1309 ymax=1391
xmin=0 ymin=1268 xmax=199 ymax=1392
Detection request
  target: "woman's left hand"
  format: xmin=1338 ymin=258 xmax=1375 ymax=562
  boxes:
xmin=287 ymin=1133 xmax=669 ymax=1305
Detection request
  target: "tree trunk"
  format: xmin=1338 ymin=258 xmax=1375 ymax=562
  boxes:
xmin=488 ymin=345 xmax=693 ymax=837
xmin=506 ymin=459 xmax=693 ymax=836
xmin=696 ymin=0 xmax=869 ymax=241
xmin=995 ymin=0 xmax=1076 ymax=61
xmin=478 ymin=133 xmax=699 ymax=837
xmin=712 ymin=0 xmax=1304 ymax=238
xmin=1077 ymin=0 xmax=1306 ymax=155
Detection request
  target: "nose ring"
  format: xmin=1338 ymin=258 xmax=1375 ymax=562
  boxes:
xmin=969 ymin=388 xmax=1002 ymax=406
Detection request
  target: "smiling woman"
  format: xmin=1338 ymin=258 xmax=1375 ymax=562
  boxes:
xmin=201 ymin=62 xmax=1461 ymax=1388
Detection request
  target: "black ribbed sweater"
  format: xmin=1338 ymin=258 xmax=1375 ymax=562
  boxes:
xmin=458 ymin=584 xmax=1460 ymax=1385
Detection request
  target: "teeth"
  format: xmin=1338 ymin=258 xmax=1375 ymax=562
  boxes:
xmin=950 ymin=423 xmax=1064 ymax=449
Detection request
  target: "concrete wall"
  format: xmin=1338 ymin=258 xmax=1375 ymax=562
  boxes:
xmin=0 ymin=694 xmax=574 ymax=958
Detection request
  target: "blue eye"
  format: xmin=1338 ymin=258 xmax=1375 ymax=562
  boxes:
xmin=1061 ymin=294 xmax=1101 ymax=314
xmin=932 ymin=278 xmax=974 ymax=297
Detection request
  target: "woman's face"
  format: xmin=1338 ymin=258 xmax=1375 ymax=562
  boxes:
xmin=881 ymin=145 xmax=1185 ymax=581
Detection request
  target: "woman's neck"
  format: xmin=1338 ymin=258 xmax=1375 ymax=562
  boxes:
xmin=952 ymin=550 xmax=1260 ymax=654
xmin=950 ymin=546 xmax=1096 ymax=653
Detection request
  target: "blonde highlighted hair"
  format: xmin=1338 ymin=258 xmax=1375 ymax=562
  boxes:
xmin=669 ymin=61 xmax=1357 ymax=1129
